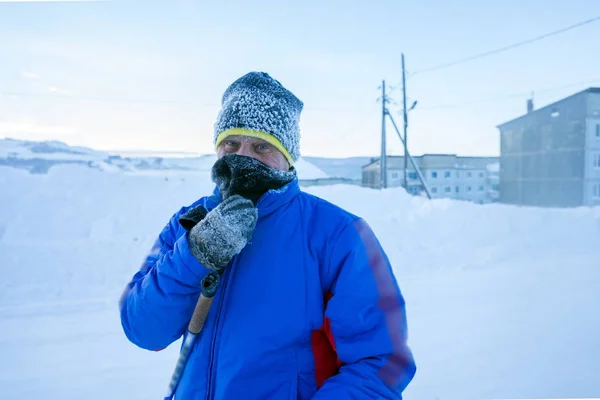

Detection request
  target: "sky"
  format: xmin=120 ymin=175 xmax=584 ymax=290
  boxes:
xmin=1 ymin=0 xmax=600 ymax=158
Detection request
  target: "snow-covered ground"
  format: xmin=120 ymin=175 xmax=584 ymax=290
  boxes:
xmin=1 ymin=164 xmax=599 ymax=400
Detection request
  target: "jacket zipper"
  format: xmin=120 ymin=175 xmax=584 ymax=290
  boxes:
xmin=205 ymin=263 xmax=235 ymax=400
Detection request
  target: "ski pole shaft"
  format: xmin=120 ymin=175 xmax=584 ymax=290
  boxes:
xmin=164 ymin=271 xmax=221 ymax=400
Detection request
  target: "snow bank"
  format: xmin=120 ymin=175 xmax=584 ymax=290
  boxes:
xmin=0 ymin=165 xmax=212 ymax=307
xmin=1 ymin=166 xmax=599 ymax=400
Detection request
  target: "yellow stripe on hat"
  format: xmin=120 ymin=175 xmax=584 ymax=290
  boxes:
xmin=215 ymin=128 xmax=294 ymax=166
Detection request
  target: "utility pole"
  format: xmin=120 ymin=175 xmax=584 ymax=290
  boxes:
xmin=401 ymin=53 xmax=409 ymax=189
xmin=387 ymin=112 xmax=432 ymax=199
xmin=380 ymin=80 xmax=387 ymax=189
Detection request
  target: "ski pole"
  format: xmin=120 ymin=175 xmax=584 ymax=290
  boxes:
xmin=164 ymin=271 xmax=221 ymax=400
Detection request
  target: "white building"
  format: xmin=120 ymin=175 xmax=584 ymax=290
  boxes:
xmin=362 ymin=154 xmax=500 ymax=204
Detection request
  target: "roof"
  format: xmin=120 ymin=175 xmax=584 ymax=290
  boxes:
xmin=497 ymin=87 xmax=600 ymax=129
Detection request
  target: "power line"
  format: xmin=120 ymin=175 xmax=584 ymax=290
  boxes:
xmin=412 ymin=78 xmax=600 ymax=111
xmin=411 ymin=15 xmax=600 ymax=75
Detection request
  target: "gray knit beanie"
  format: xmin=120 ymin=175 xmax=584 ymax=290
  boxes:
xmin=213 ymin=72 xmax=303 ymax=165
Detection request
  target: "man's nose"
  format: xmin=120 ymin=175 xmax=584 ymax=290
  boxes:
xmin=236 ymin=144 xmax=253 ymax=158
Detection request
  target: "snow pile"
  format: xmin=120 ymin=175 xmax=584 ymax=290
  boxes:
xmin=1 ymin=165 xmax=599 ymax=400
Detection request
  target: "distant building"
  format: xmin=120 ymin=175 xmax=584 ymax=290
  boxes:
xmin=362 ymin=154 xmax=499 ymax=204
xmin=497 ymin=87 xmax=600 ymax=208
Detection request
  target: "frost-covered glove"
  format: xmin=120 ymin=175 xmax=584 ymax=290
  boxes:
xmin=187 ymin=194 xmax=258 ymax=271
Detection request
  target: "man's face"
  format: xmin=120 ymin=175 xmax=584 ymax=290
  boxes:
xmin=217 ymin=135 xmax=290 ymax=171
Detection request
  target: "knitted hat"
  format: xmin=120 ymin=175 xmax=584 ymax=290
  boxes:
xmin=213 ymin=72 xmax=303 ymax=166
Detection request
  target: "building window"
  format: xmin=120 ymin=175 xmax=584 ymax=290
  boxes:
xmin=467 ymin=186 xmax=472 ymax=192
xmin=456 ymin=171 xmax=460 ymax=178
xmin=479 ymin=172 xmax=485 ymax=178
xmin=593 ymin=184 xmax=600 ymax=198
xmin=431 ymin=171 xmax=438 ymax=179
xmin=444 ymin=171 xmax=451 ymax=178
xmin=596 ymin=124 xmax=600 ymax=138
xmin=467 ymin=172 xmax=472 ymax=178
xmin=431 ymin=187 xmax=437 ymax=193
xmin=391 ymin=172 xmax=398 ymax=179
xmin=455 ymin=186 xmax=459 ymax=193
xmin=445 ymin=186 xmax=451 ymax=193
xmin=408 ymin=172 xmax=417 ymax=180
xmin=479 ymin=185 xmax=484 ymax=191
xmin=594 ymin=154 xmax=600 ymax=169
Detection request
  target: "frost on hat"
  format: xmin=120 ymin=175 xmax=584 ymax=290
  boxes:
xmin=213 ymin=72 xmax=303 ymax=164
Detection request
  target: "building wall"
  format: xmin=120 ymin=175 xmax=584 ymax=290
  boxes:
xmin=499 ymin=91 xmax=588 ymax=207
xmin=362 ymin=164 xmax=380 ymax=189
xmin=362 ymin=155 xmax=498 ymax=203
xmin=362 ymin=160 xmax=497 ymax=204
xmin=584 ymin=111 xmax=600 ymax=206
xmin=417 ymin=167 xmax=489 ymax=203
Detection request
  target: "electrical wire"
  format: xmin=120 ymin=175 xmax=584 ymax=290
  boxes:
xmin=410 ymin=78 xmax=600 ymax=111
xmin=410 ymin=15 xmax=600 ymax=75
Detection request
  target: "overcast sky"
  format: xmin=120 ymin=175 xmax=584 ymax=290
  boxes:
xmin=1 ymin=0 xmax=600 ymax=158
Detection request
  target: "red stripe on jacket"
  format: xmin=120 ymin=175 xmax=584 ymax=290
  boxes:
xmin=354 ymin=219 xmax=413 ymax=387
xmin=311 ymin=292 xmax=343 ymax=389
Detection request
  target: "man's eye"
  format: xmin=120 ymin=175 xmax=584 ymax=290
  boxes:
xmin=256 ymin=144 xmax=270 ymax=151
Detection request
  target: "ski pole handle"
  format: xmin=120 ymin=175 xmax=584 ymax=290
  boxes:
xmin=188 ymin=272 xmax=220 ymax=334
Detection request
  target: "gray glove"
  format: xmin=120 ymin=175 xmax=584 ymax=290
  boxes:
xmin=187 ymin=195 xmax=258 ymax=271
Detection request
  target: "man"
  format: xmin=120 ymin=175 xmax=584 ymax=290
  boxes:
xmin=119 ymin=71 xmax=416 ymax=399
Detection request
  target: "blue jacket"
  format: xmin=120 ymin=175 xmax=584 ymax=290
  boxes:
xmin=119 ymin=179 xmax=416 ymax=399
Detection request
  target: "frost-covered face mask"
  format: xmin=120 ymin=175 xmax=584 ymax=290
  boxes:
xmin=211 ymin=154 xmax=296 ymax=204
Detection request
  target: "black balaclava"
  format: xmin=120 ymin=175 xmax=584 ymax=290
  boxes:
xmin=211 ymin=154 xmax=296 ymax=204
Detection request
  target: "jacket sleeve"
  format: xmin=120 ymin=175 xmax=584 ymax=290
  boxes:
xmin=313 ymin=218 xmax=417 ymax=399
xmin=118 ymin=207 xmax=211 ymax=351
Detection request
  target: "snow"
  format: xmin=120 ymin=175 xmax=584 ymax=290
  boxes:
xmin=293 ymin=157 xmax=329 ymax=179
xmin=304 ymin=156 xmax=372 ymax=180
xmin=0 ymin=138 xmax=107 ymax=161
xmin=0 ymin=138 xmax=329 ymax=180
xmin=1 ymin=164 xmax=600 ymax=400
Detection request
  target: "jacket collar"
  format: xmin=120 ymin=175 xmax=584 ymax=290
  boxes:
xmin=207 ymin=178 xmax=300 ymax=218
